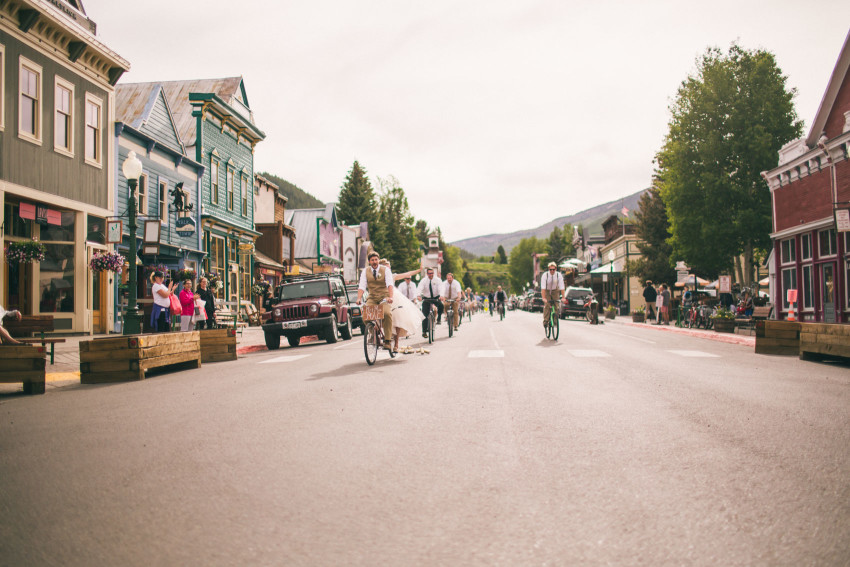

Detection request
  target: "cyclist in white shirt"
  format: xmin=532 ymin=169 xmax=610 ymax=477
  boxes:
xmin=397 ymin=276 xmax=419 ymax=302
xmin=417 ymin=268 xmax=444 ymax=336
xmin=442 ymin=273 xmax=463 ymax=331
xmin=540 ymin=261 xmax=565 ymax=327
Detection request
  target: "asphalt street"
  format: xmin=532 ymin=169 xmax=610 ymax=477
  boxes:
xmin=1 ymin=310 xmax=849 ymax=566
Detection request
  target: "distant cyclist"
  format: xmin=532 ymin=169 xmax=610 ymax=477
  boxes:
xmin=488 ymin=290 xmax=495 ymax=316
xmin=540 ymin=261 xmax=565 ymax=328
xmin=495 ymin=286 xmax=507 ymax=318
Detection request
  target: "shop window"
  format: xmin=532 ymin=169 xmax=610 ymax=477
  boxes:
xmin=40 ymin=211 xmax=75 ymax=242
xmin=781 ymin=267 xmax=796 ymax=310
xmin=801 ymin=264 xmax=813 ymax=310
xmin=19 ymin=57 xmax=42 ymax=143
xmin=209 ymin=235 xmax=224 ymax=274
xmin=229 ymin=239 xmax=238 ymax=264
xmin=54 ymin=77 xmax=74 ymax=155
xmin=780 ymin=238 xmax=795 ymax=264
xmin=800 ymin=233 xmax=812 ymax=261
xmin=87 ymin=214 xmax=105 ymax=244
xmin=818 ymin=228 xmax=836 ymax=257
xmin=39 ymin=243 xmax=75 ymax=313
xmin=3 ymin=203 xmax=31 ymax=238
xmin=84 ymin=93 xmax=103 ymax=166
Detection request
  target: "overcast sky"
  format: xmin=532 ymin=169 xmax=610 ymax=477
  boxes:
xmin=84 ymin=1 xmax=849 ymax=242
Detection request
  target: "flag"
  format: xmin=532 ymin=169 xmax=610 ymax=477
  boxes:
xmin=621 ymin=206 xmax=629 ymax=217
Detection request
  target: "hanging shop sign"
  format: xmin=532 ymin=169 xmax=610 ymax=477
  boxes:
xmin=175 ymin=217 xmax=197 ymax=237
xmin=19 ymin=202 xmax=61 ymax=225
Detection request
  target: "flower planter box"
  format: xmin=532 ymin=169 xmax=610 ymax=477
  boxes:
xmin=754 ymin=320 xmax=800 ymax=355
xmin=632 ymin=313 xmax=645 ymax=323
xmin=199 ymin=328 xmax=237 ymax=363
xmin=712 ymin=318 xmax=735 ymax=333
xmin=604 ymin=311 xmax=616 ymax=320
xmin=79 ymin=332 xmax=201 ymax=383
xmin=0 ymin=345 xmax=46 ymax=394
xmin=799 ymin=323 xmax=850 ymax=362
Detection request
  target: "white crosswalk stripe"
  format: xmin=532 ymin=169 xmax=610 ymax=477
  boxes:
xmin=258 ymin=355 xmax=311 ymax=364
xmin=568 ymin=350 xmax=611 ymax=358
xmin=667 ymin=350 xmax=720 ymax=358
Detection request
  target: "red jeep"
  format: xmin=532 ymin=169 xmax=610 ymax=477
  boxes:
xmin=262 ymin=274 xmax=353 ymax=349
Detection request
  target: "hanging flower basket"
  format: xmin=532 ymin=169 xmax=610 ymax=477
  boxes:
xmin=251 ymin=280 xmax=271 ymax=297
xmin=4 ymin=239 xmax=46 ymax=264
xmin=175 ymin=268 xmax=197 ymax=282
xmin=89 ymin=251 xmax=125 ymax=273
xmin=205 ymin=273 xmax=224 ymax=293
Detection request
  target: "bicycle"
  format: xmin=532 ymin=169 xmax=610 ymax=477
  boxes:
xmin=444 ymin=299 xmax=457 ymax=338
xmin=545 ymin=300 xmax=560 ymax=340
xmin=422 ymin=298 xmax=440 ymax=344
xmin=362 ymin=302 xmax=397 ymax=366
xmin=498 ymin=301 xmax=506 ymax=321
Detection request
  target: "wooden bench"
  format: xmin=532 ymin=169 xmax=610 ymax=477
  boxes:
xmin=79 ymin=332 xmax=201 ymax=384
xmin=217 ymin=301 xmax=249 ymax=335
xmin=0 ymin=345 xmax=46 ymax=394
xmin=734 ymin=304 xmax=773 ymax=331
xmin=5 ymin=315 xmax=66 ymax=365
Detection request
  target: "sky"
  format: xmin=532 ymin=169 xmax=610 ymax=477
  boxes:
xmin=83 ymin=0 xmax=850 ymax=242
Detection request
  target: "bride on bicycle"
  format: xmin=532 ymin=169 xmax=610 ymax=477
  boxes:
xmin=380 ymin=259 xmax=424 ymax=352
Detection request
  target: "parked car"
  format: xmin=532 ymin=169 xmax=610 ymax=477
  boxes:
xmin=530 ymin=292 xmax=544 ymax=312
xmin=262 ymin=274 xmax=353 ymax=349
xmin=345 ymin=285 xmax=364 ymax=335
xmin=561 ymin=286 xmax=594 ymax=318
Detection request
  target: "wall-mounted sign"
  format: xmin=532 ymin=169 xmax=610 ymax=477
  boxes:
xmin=107 ymin=220 xmax=123 ymax=244
xmin=719 ymin=275 xmax=732 ymax=294
xmin=836 ymin=209 xmax=850 ymax=233
xmin=144 ymin=220 xmax=161 ymax=243
xmin=175 ymin=217 xmax=196 ymax=237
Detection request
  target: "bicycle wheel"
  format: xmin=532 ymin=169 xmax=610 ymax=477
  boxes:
xmin=500 ymin=305 xmax=505 ymax=321
xmin=364 ymin=322 xmax=378 ymax=365
xmin=428 ymin=311 xmax=435 ymax=344
xmin=552 ymin=312 xmax=560 ymax=340
xmin=545 ymin=313 xmax=552 ymax=339
xmin=468 ymin=308 xmax=472 ymax=322
xmin=448 ymin=309 xmax=454 ymax=337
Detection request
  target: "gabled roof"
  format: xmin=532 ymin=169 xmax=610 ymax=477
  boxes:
xmin=806 ymin=30 xmax=850 ymax=146
xmin=116 ymin=83 xmax=185 ymax=155
xmin=119 ymin=77 xmax=258 ymax=148
xmin=288 ymin=208 xmax=325 ymax=259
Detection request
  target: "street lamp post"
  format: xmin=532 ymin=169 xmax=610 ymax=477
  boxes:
xmin=122 ymin=151 xmax=143 ymax=335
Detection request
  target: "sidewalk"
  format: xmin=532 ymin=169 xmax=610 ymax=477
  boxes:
xmin=607 ymin=315 xmax=756 ymax=347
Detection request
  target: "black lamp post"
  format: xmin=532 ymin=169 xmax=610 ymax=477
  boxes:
xmin=122 ymin=151 xmax=143 ymax=335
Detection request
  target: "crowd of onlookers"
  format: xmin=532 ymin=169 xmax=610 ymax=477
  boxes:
xmin=149 ymin=271 xmax=217 ymax=333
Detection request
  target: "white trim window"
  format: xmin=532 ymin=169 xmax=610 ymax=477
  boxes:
xmin=241 ymin=173 xmax=248 ymax=216
xmin=19 ymin=57 xmax=42 ymax=143
xmin=54 ymin=77 xmax=74 ymax=156
xmin=227 ymin=167 xmax=234 ymax=210
xmin=780 ymin=238 xmax=795 ymax=264
xmin=84 ymin=93 xmax=103 ymax=166
xmin=801 ymin=264 xmax=814 ymax=311
xmin=137 ymin=173 xmax=148 ymax=216
xmin=158 ymin=179 xmax=167 ymax=222
xmin=818 ymin=228 xmax=836 ymax=258
xmin=781 ymin=267 xmax=797 ymax=311
xmin=210 ymin=158 xmax=220 ymax=205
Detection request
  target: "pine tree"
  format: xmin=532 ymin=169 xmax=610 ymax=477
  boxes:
xmin=631 ymin=186 xmax=676 ymax=285
xmin=496 ymin=245 xmax=508 ymax=265
xmin=337 ymin=161 xmax=378 ymax=227
xmin=376 ymin=176 xmax=420 ymax=272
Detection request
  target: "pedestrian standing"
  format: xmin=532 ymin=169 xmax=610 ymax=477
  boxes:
xmin=661 ymin=284 xmax=671 ymax=325
xmin=179 ymin=279 xmax=198 ymax=332
xmin=195 ymin=277 xmax=217 ymax=330
xmin=643 ymin=280 xmax=657 ymax=322
xmin=150 ymin=271 xmax=175 ymax=333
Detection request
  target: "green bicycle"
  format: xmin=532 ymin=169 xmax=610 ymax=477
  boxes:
xmin=545 ymin=300 xmax=560 ymax=340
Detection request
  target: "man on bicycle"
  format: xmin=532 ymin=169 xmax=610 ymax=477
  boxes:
xmin=442 ymin=272 xmax=463 ymax=332
xmin=540 ymin=261 xmax=565 ymax=327
xmin=417 ymin=268 xmax=443 ymax=338
xmin=356 ymin=251 xmax=394 ymax=349
xmin=494 ymin=285 xmax=508 ymax=317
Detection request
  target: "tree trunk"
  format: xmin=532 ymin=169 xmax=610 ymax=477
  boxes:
xmin=742 ymin=242 xmax=754 ymax=287
xmin=734 ymin=255 xmax=744 ymax=286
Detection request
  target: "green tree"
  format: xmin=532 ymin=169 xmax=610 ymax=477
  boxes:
xmin=631 ymin=185 xmax=676 ymax=285
xmin=496 ymin=245 xmax=508 ymax=265
xmin=337 ymin=161 xmax=388 ymax=254
xmin=656 ymin=44 xmax=802 ymax=284
xmin=414 ymin=220 xmax=430 ymax=249
xmin=508 ymin=236 xmax=548 ymax=293
xmin=376 ymin=176 xmax=420 ymax=272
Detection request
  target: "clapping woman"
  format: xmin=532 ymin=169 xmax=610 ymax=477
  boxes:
xmin=150 ymin=271 xmax=175 ymax=332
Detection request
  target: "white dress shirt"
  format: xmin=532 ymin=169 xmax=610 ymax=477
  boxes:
xmin=358 ymin=265 xmax=393 ymax=292
xmin=540 ymin=270 xmax=565 ymax=291
xmin=417 ymin=276 xmax=443 ymax=299
xmin=442 ymin=279 xmax=463 ymax=300
xmin=397 ymin=280 xmax=418 ymax=301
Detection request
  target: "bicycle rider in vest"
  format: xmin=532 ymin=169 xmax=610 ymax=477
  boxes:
xmin=356 ymin=251 xmax=394 ymax=349
xmin=495 ymin=285 xmax=508 ymax=315
xmin=541 ymin=261 xmax=565 ymax=327
xmin=417 ymin=267 xmax=443 ymax=338
xmin=442 ymin=272 xmax=463 ymax=332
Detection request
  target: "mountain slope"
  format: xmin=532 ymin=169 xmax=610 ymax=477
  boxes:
xmin=258 ymin=171 xmax=325 ymax=209
xmin=451 ymin=189 xmax=647 ymax=257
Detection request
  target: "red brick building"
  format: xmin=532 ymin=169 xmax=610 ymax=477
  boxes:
xmin=764 ymin=31 xmax=850 ymax=323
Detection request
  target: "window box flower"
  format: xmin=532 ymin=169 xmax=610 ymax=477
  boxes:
xmin=4 ymin=239 xmax=46 ymax=264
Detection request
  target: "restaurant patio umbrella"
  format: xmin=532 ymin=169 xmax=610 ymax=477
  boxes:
xmin=674 ymin=275 xmax=710 ymax=287
xmin=758 ymin=276 xmax=769 ymax=286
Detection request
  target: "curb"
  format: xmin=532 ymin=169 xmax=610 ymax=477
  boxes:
xmin=614 ymin=319 xmax=755 ymax=347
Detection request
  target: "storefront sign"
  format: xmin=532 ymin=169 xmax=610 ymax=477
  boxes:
xmin=836 ymin=209 xmax=850 ymax=232
xmin=175 ymin=217 xmax=196 ymax=237
xmin=719 ymin=275 xmax=732 ymax=294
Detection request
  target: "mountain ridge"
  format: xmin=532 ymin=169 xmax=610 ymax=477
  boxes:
xmin=450 ymin=189 xmax=647 ymax=257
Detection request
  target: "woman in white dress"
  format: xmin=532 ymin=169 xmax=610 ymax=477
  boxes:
xmin=380 ymin=259 xmax=425 ymax=352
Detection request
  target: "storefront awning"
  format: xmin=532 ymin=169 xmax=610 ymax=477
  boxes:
xmin=589 ymin=264 xmax=620 ymax=275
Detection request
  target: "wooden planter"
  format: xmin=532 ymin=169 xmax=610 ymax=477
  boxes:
xmin=604 ymin=310 xmax=616 ymax=320
xmin=799 ymin=323 xmax=850 ymax=361
xmin=0 ymin=345 xmax=46 ymax=394
xmin=755 ymin=321 xmax=800 ymax=355
xmin=80 ymin=332 xmax=201 ymax=384
xmin=199 ymin=328 xmax=237 ymax=363
xmin=712 ymin=318 xmax=735 ymax=333
xmin=632 ymin=313 xmax=645 ymax=323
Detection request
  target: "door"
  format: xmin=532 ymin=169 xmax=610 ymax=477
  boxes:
xmin=821 ymin=263 xmax=836 ymax=323
xmin=87 ymin=247 xmax=108 ymax=333
xmin=4 ymin=260 xmax=31 ymax=313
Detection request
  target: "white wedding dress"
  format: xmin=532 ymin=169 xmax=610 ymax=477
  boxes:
xmin=390 ymin=285 xmax=424 ymax=338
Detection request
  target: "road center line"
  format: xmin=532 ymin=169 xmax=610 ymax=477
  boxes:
xmin=258 ymin=355 xmax=311 ymax=364
xmin=489 ymin=327 xmax=501 ymax=350
xmin=603 ymin=329 xmax=656 ymax=344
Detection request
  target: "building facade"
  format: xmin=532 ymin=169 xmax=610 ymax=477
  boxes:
xmin=114 ymin=83 xmax=205 ymax=332
xmin=287 ymin=205 xmax=343 ymax=275
xmin=254 ymin=173 xmax=294 ymax=293
xmin=764 ymin=31 xmax=850 ymax=323
xmin=1 ymin=0 xmax=128 ymax=333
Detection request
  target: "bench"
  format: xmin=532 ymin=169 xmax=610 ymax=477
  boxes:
xmin=0 ymin=345 xmax=46 ymax=394
xmin=734 ymin=304 xmax=773 ymax=331
xmin=80 ymin=332 xmax=202 ymax=383
xmin=5 ymin=315 xmax=66 ymax=365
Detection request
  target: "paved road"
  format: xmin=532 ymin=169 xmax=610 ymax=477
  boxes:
xmin=1 ymin=311 xmax=849 ymax=565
